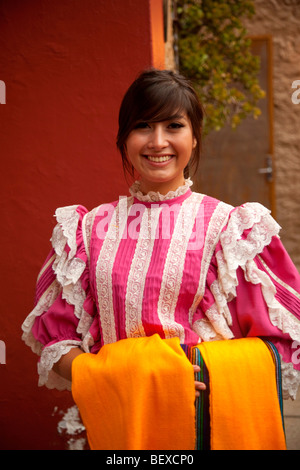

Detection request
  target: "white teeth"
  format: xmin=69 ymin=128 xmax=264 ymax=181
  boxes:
xmin=146 ymin=155 xmax=173 ymax=162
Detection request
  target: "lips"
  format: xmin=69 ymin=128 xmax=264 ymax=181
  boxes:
xmin=143 ymin=155 xmax=174 ymax=163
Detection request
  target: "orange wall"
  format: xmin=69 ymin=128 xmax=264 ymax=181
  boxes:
xmin=0 ymin=0 xmax=164 ymax=449
xmin=150 ymin=0 xmax=166 ymax=69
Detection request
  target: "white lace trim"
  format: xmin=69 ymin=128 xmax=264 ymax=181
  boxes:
xmin=189 ymin=201 xmax=233 ymax=322
xmin=209 ymin=202 xmax=300 ymax=399
xmin=258 ymin=255 xmax=300 ymax=301
xmin=52 ymin=205 xmax=80 ymax=258
xmin=51 ymin=206 xmax=88 ymax=320
xmin=81 ymin=331 xmax=95 ymax=352
xmin=212 ymin=202 xmax=300 ymax=345
xmin=192 ymin=318 xmax=224 ymax=342
xmin=281 ymin=358 xmax=300 ymax=400
xmin=209 ymin=281 xmax=233 ymax=327
xmin=191 ymin=202 xmax=279 ymax=344
xmin=96 ymin=198 xmax=134 ymax=344
xmin=82 ymin=206 xmax=100 ymax=264
xmin=21 ymin=280 xmax=62 ymax=355
xmin=216 ymin=202 xmax=300 ymax=337
xmin=203 ymin=302 xmax=234 ymax=340
xmin=76 ymin=309 xmax=94 ymax=338
xmin=244 ymin=259 xmax=300 ymax=344
xmin=22 ymin=205 xmax=96 ymax=389
xmin=129 ymin=178 xmax=193 ymax=202
xmin=125 ymin=206 xmax=161 ymax=338
xmin=52 ymin=250 xmax=86 ymax=288
xmin=217 ymin=203 xmax=281 ymax=300
xmin=157 ymin=193 xmax=204 ymax=342
xmin=38 ymin=340 xmax=82 ymax=390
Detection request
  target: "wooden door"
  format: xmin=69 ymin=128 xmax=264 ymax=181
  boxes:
xmin=193 ymin=37 xmax=275 ymax=215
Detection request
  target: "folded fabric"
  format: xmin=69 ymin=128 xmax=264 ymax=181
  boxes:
xmin=198 ymin=337 xmax=286 ymax=450
xmin=72 ymin=334 xmax=196 ymax=450
xmin=72 ymin=335 xmax=286 ymax=450
xmin=181 ymin=344 xmax=211 ymax=450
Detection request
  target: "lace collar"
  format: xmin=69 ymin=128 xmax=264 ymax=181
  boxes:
xmin=129 ymin=178 xmax=193 ymax=202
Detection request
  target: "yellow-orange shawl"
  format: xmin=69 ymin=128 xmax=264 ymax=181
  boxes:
xmin=72 ymin=335 xmax=286 ymax=450
xmin=198 ymin=338 xmax=286 ymax=450
xmin=72 ymin=334 xmax=196 ymax=450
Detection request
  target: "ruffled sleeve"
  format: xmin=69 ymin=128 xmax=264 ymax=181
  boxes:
xmin=192 ymin=202 xmax=300 ymax=400
xmin=21 ymin=205 xmax=97 ymax=391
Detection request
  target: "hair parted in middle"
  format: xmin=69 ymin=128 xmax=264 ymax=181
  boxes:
xmin=116 ymin=68 xmax=204 ymax=180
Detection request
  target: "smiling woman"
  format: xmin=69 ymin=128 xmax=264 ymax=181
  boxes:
xmin=125 ymin=114 xmax=196 ymax=194
xmin=22 ymin=68 xmax=300 ymax=450
xmin=116 ymin=69 xmax=203 ymax=185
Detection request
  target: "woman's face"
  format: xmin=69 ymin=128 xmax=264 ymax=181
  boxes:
xmin=125 ymin=113 xmax=196 ymax=194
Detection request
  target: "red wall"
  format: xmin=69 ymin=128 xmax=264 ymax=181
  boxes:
xmin=0 ymin=0 xmax=164 ymax=449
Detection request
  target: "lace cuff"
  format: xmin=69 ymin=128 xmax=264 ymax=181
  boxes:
xmin=192 ymin=302 xmax=234 ymax=342
xmin=38 ymin=340 xmax=82 ymax=390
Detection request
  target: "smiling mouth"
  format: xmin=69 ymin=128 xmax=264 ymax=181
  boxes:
xmin=143 ymin=155 xmax=174 ymax=163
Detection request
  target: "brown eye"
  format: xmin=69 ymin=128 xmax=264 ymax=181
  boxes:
xmin=168 ymin=122 xmax=184 ymax=129
xmin=134 ymin=122 xmax=150 ymax=129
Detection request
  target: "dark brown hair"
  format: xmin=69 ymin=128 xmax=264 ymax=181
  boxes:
xmin=116 ymin=68 xmax=204 ymax=179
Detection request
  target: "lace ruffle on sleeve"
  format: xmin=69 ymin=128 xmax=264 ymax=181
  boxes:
xmin=193 ymin=202 xmax=300 ymax=399
xmin=22 ymin=205 xmax=97 ymax=391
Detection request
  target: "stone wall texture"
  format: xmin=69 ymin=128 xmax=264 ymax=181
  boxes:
xmin=244 ymin=0 xmax=300 ymax=269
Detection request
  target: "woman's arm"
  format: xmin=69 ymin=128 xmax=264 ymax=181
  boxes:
xmin=53 ymin=347 xmax=85 ymax=381
xmin=53 ymin=349 xmax=206 ymax=398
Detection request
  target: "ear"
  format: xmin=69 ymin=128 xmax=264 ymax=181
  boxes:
xmin=192 ymin=137 xmax=197 ymax=149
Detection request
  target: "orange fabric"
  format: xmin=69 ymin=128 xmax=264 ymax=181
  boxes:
xmin=72 ymin=334 xmax=196 ymax=450
xmin=198 ymin=338 xmax=286 ymax=450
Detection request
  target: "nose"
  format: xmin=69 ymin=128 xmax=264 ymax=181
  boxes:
xmin=147 ymin=125 xmax=168 ymax=150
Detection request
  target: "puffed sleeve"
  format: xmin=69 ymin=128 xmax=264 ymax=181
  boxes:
xmin=192 ymin=202 xmax=300 ymax=400
xmin=22 ymin=205 xmax=97 ymax=391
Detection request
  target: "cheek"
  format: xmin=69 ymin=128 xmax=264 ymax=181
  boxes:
xmin=124 ymin=141 xmax=135 ymax=161
xmin=178 ymin=134 xmax=195 ymax=156
xmin=125 ymin=135 xmax=143 ymax=157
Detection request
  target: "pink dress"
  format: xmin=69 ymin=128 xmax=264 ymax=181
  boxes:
xmin=22 ymin=180 xmax=300 ymax=398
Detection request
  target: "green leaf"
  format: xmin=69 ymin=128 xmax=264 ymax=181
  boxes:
xmin=177 ymin=0 xmax=265 ymax=133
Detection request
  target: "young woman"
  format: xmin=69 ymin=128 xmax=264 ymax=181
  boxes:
xmin=22 ymin=69 xmax=300 ymax=449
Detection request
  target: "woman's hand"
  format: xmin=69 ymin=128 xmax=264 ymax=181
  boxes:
xmin=193 ymin=365 xmax=206 ymax=398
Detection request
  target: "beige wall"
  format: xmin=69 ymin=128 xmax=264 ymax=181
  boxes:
xmin=244 ymin=0 xmax=300 ymax=269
